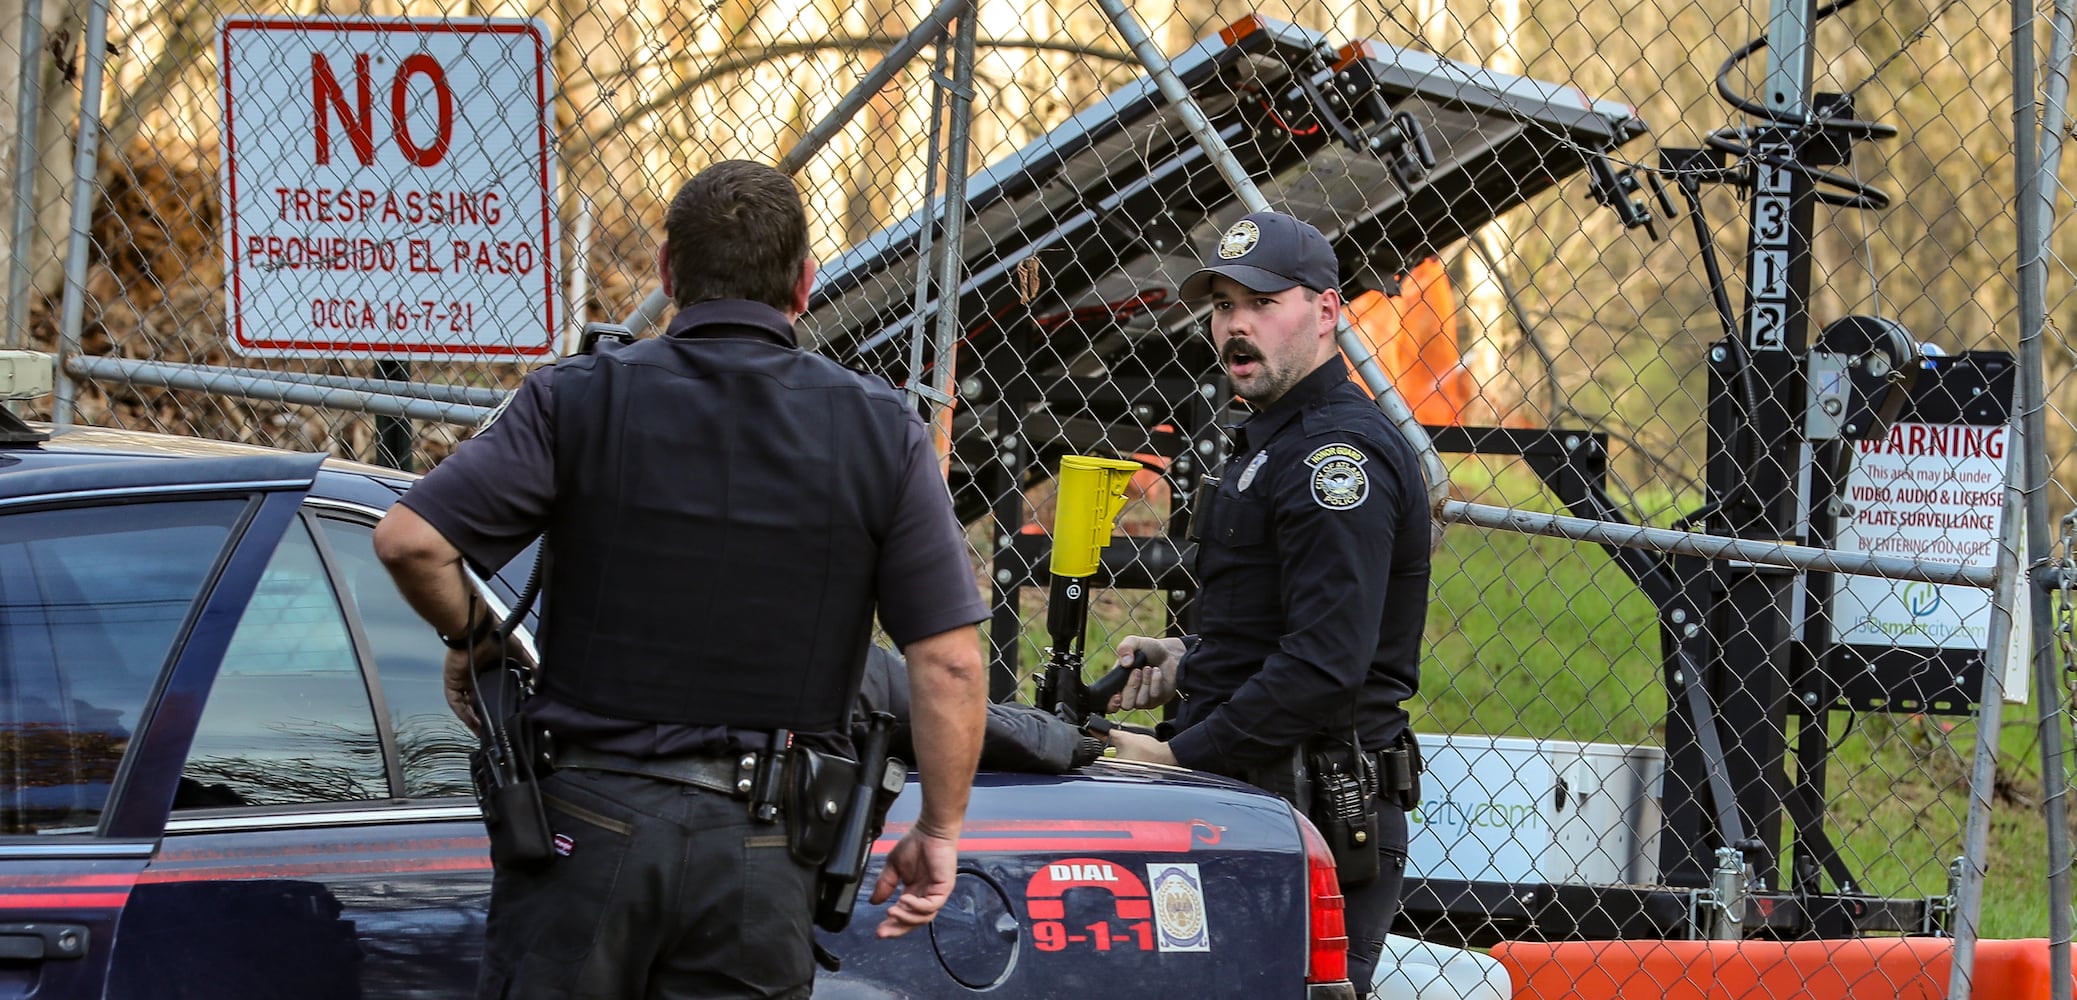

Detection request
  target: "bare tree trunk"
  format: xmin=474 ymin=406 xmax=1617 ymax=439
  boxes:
xmin=99 ymin=0 xmax=208 ymax=152
xmin=1456 ymin=0 xmax=1520 ymax=411
xmin=0 ymin=0 xmax=26 ymax=344
xmin=840 ymin=0 xmax=912 ymax=246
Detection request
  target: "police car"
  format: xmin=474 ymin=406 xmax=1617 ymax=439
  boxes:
xmin=0 ymin=370 xmax=1355 ymax=999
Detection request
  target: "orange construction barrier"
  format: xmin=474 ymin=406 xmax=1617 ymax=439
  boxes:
xmin=1489 ymin=938 xmax=2064 ymax=1000
xmin=1344 ymin=256 xmax=1477 ymax=426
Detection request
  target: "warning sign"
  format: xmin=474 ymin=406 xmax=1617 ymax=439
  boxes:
xmin=1832 ymin=422 xmax=2008 ymax=651
xmin=218 ymin=17 xmax=560 ymax=360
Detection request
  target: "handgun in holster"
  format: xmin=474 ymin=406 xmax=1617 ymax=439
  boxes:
xmin=813 ymin=711 xmax=904 ymax=933
xmin=1243 ymin=749 xmax=1311 ymax=813
xmin=1305 ymin=733 xmax=1383 ymax=888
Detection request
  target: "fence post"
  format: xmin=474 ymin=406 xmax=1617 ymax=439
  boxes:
xmin=2024 ymin=0 xmax=2077 ymax=981
xmin=901 ymin=16 xmax=949 ymax=414
xmin=52 ymin=0 xmax=114 ymax=427
xmin=373 ymin=359 xmax=415 ymax=471
xmin=1947 ymin=416 xmax=2031 ymax=1000
xmin=924 ymin=1 xmax=976 ymax=435
xmin=620 ymin=0 xmax=971 ymax=338
xmin=5 ymin=0 xmax=46 ymax=356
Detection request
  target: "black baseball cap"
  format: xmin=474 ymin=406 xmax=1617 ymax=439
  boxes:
xmin=1178 ymin=211 xmax=1339 ymax=299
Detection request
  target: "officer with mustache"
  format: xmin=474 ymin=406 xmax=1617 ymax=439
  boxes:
xmin=1105 ymin=211 xmax=1432 ymax=991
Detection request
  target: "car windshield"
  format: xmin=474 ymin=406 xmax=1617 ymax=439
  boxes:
xmin=0 ymin=500 xmax=246 ymax=834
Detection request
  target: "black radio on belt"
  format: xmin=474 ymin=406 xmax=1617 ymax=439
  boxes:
xmin=577 ymin=321 xmax=635 ymax=355
xmin=469 ymin=657 xmax=556 ymax=871
xmin=460 ymin=548 xmax=556 ymax=873
xmin=1305 ymin=734 xmax=1381 ymax=888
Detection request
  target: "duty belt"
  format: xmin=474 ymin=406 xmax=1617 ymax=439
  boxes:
xmin=556 ymin=746 xmax=759 ymax=800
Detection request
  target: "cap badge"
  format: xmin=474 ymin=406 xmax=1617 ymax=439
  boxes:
xmin=1216 ymin=220 xmax=1260 ymax=260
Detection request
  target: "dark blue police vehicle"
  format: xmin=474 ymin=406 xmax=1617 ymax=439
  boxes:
xmin=0 ymin=421 xmax=1354 ymax=999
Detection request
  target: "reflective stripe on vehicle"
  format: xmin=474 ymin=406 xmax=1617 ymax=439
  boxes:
xmin=872 ymin=818 xmax=1226 ymax=855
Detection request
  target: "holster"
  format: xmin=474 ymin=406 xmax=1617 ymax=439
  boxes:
xmin=815 ymin=712 xmax=904 ymax=935
xmin=784 ymin=746 xmax=859 ymax=867
xmin=1187 ymin=475 xmax=1219 ymax=543
xmin=1376 ymin=731 xmax=1423 ymax=812
xmin=1241 ymin=748 xmax=1311 ymax=814
xmin=1304 ymin=735 xmax=1382 ymax=889
xmin=470 ymin=660 xmax=556 ymax=872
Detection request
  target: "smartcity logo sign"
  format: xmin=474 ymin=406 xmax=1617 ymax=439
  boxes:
xmin=1903 ymin=581 xmax=1944 ymax=618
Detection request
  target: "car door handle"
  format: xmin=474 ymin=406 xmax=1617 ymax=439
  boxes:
xmin=0 ymin=923 xmax=89 ymax=961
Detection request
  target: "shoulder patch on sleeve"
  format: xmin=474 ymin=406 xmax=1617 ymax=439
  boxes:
xmin=475 ymin=390 xmax=516 ymax=432
xmin=1304 ymin=442 xmax=1369 ymax=510
xmin=1304 ymin=443 xmax=1366 ymax=466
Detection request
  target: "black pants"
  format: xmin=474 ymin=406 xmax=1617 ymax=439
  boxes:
xmin=476 ymin=768 xmax=819 ymax=1000
xmin=1343 ymin=806 xmax=1409 ymax=995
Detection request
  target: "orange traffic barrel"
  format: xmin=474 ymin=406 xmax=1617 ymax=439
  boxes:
xmin=1488 ymin=937 xmax=2065 ymax=1000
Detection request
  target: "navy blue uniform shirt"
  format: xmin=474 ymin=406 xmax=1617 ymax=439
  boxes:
xmin=400 ymin=299 xmax=986 ymax=755
xmin=1165 ymin=355 xmax=1430 ymax=775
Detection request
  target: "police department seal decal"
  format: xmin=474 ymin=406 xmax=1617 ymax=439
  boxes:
xmin=1146 ymin=862 xmax=1211 ymax=952
xmin=1306 ymin=443 xmax=1369 ymax=510
xmin=1234 ymin=450 xmax=1270 ymax=492
xmin=1216 ymin=220 xmax=1260 ymax=260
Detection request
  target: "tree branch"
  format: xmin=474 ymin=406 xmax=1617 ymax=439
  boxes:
xmin=1464 ymin=231 xmax=1706 ymax=511
xmin=559 ymin=36 xmax=1135 ymax=161
xmin=103 ymin=0 xmax=215 ymax=151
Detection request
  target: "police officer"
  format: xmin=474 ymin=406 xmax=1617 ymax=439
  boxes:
xmin=1105 ymin=211 xmax=1431 ymax=991
xmin=374 ymin=159 xmax=989 ymax=999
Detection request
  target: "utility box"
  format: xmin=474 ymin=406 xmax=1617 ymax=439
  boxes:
xmin=1406 ymin=735 xmax=1664 ymax=887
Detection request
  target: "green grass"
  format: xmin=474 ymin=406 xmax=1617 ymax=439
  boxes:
xmin=1416 ymin=463 xmax=2057 ymax=939
xmin=1025 ymin=456 xmax=2061 ymax=939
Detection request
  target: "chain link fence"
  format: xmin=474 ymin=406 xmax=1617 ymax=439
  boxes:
xmin=5 ymin=0 xmax=2077 ymax=993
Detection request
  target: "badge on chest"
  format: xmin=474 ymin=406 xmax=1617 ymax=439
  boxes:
xmin=1234 ymin=450 xmax=1270 ymax=492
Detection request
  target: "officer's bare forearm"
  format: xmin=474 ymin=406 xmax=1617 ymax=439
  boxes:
xmin=373 ymin=503 xmax=480 ymax=637
xmin=900 ymin=625 xmax=987 ymax=837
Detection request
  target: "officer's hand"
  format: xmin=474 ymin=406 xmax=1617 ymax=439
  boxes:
xmin=872 ymin=824 xmax=961 ymax=938
xmin=442 ymin=648 xmax=483 ymax=734
xmin=443 ymin=633 xmax=530 ymax=735
xmin=1109 ymin=636 xmax=1186 ymax=712
xmin=1107 ymin=729 xmax=1179 ymax=767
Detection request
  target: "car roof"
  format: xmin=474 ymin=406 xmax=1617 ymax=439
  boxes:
xmin=2 ymin=423 xmax=419 ymax=508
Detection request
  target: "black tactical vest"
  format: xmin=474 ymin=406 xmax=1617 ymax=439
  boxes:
xmin=537 ymin=308 xmax=913 ymax=734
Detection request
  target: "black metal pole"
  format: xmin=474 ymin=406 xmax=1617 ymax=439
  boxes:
xmin=374 ymin=359 xmax=415 ymax=471
xmin=1695 ymin=0 xmax=1821 ymax=892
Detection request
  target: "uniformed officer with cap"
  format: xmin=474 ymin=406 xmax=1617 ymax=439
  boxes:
xmin=1105 ymin=210 xmax=1431 ymax=990
xmin=375 ymin=159 xmax=989 ymax=999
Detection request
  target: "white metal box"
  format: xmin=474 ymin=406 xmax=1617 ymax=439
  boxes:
xmin=1404 ymin=734 xmax=1664 ymax=886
